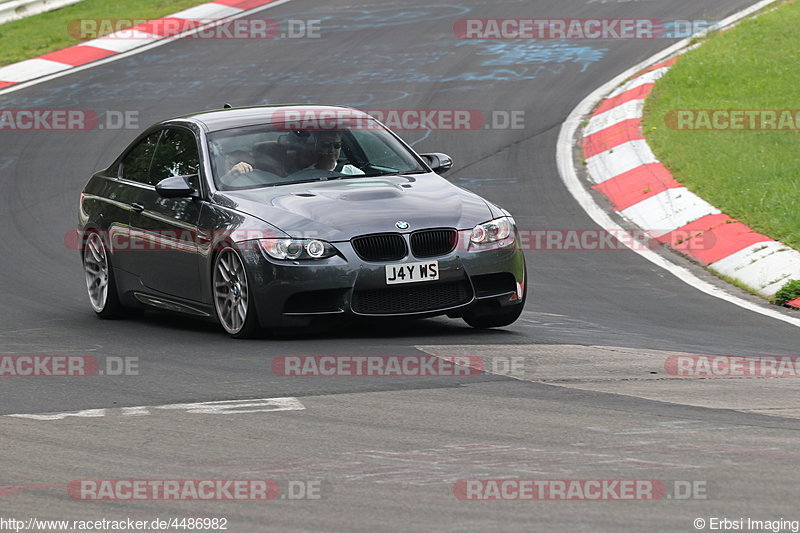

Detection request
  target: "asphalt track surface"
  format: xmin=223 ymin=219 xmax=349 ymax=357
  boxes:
xmin=1 ymin=0 xmax=798 ymax=531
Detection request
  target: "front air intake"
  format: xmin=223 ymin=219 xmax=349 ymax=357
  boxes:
xmin=410 ymin=229 xmax=457 ymax=258
xmin=351 ymin=233 xmax=407 ymax=262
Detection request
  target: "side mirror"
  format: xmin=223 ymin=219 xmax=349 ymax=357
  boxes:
xmin=419 ymin=153 xmax=453 ymax=174
xmin=155 ymin=175 xmax=198 ymax=198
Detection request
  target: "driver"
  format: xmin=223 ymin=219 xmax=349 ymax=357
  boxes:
xmin=291 ymin=131 xmax=364 ymax=176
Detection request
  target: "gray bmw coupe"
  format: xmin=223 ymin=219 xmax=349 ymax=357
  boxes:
xmin=79 ymin=105 xmax=526 ymax=337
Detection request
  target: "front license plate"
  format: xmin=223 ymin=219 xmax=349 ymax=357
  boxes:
xmin=385 ymin=261 xmax=439 ymax=285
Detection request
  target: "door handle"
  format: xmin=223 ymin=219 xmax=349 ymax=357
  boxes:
xmin=131 ymin=203 xmax=145 ymax=213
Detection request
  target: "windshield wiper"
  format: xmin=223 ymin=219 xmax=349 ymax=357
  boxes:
xmin=359 ymin=170 xmax=430 ymax=178
xmin=359 ymin=171 xmax=402 ymax=178
xmin=266 ymin=177 xmax=337 ymax=187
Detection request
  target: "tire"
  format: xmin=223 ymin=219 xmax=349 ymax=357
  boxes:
xmin=83 ymin=231 xmax=125 ymax=319
xmin=463 ymin=278 xmax=527 ymax=329
xmin=212 ymin=246 xmax=261 ymax=338
xmin=463 ymin=301 xmax=525 ymax=329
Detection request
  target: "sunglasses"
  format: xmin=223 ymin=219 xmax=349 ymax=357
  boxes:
xmin=318 ymin=141 xmax=342 ymax=149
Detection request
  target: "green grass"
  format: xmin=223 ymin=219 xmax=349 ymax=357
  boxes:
xmin=643 ymin=0 xmax=800 ymax=251
xmin=772 ymin=279 xmax=800 ymax=305
xmin=0 ymin=0 xmax=212 ymax=66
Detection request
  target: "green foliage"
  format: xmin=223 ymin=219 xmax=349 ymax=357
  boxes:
xmin=772 ymin=279 xmax=800 ymax=306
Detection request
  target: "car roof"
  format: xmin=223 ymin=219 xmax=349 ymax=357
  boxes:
xmin=170 ymin=105 xmax=375 ymax=133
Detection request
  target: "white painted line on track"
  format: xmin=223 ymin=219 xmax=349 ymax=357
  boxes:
xmin=4 ymin=397 xmax=306 ymax=420
xmin=556 ymin=0 xmax=800 ymax=328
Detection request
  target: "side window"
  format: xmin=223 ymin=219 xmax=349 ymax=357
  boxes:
xmin=150 ymin=128 xmax=201 ymax=188
xmin=121 ymin=131 xmax=161 ymax=184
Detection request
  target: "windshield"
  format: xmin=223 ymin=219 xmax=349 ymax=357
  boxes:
xmin=207 ymin=120 xmax=427 ymax=190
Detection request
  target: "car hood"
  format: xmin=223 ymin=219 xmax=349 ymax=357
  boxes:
xmin=214 ymin=174 xmax=494 ymax=241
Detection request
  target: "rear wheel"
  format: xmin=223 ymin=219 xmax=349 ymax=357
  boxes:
xmin=83 ymin=231 xmax=124 ymax=319
xmin=213 ymin=247 xmax=261 ymax=338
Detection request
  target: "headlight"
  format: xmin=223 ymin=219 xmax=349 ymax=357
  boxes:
xmin=470 ymin=217 xmax=513 ymax=245
xmin=259 ymin=239 xmax=338 ymax=260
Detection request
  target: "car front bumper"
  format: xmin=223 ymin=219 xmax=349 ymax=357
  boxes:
xmin=239 ymin=233 xmax=526 ymax=328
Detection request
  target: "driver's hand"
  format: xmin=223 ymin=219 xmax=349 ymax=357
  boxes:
xmin=230 ymin=162 xmax=253 ymax=175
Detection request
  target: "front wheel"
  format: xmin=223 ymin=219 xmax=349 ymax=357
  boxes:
xmin=213 ymin=247 xmax=261 ymax=338
xmin=463 ymin=301 xmax=525 ymax=329
xmin=463 ymin=278 xmax=527 ymax=329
